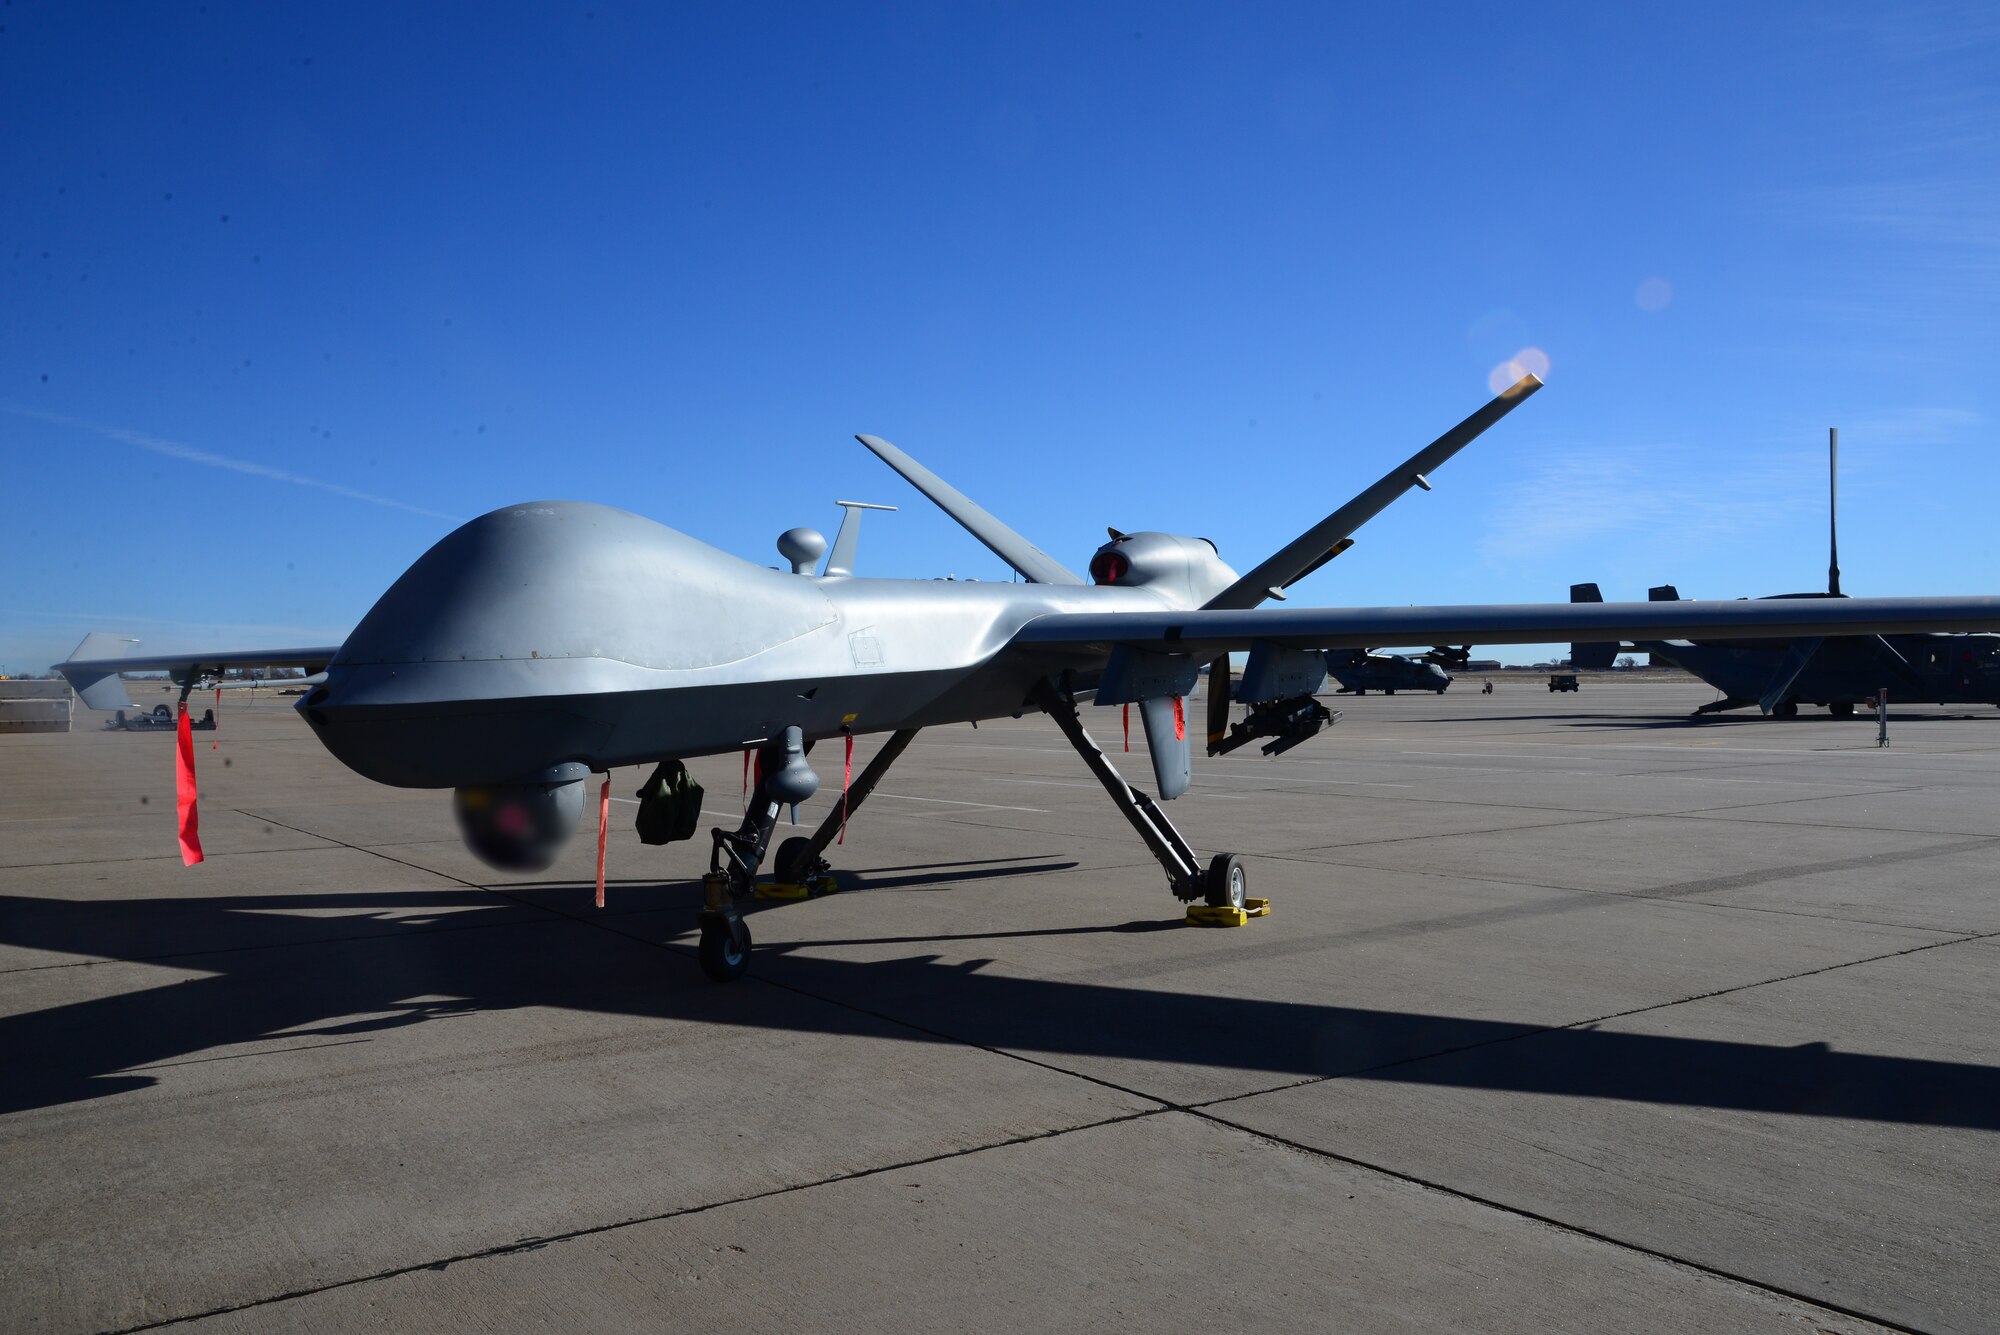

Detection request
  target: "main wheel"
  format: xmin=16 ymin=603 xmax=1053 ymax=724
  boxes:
xmin=1828 ymin=701 xmax=1855 ymax=718
xmin=698 ymin=915 xmax=752 ymax=982
xmin=1773 ymin=700 xmax=1800 ymax=719
xmin=773 ymin=835 xmax=815 ymax=883
xmin=1204 ymin=853 xmax=1247 ymax=909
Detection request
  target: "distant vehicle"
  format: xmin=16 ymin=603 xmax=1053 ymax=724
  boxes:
xmin=1572 ymin=431 xmax=2000 ymax=717
xmin=1548 ymin=674 xmax=1579 ymax=693
xmin=1326 ymin=648 xmax=1452 ymax=695
xmin=107 ymin=705 xmax=216 ymax=732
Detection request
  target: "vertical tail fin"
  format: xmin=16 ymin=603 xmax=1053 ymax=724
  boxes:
xmin=1567 ymin=584 xmax=1619 ymax=670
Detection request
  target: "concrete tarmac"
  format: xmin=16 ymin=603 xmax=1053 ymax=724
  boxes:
xmin=3 ymin=678 xmax=1996 ymax=1333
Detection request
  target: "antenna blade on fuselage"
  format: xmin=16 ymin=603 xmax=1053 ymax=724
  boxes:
xmin=855 ymin=434 xmax=1084 ymax=585
xmin=822 ymin=500 xmax=897 ymax=578
xmin=1203 ymin=374 xmax=1544 ymax=611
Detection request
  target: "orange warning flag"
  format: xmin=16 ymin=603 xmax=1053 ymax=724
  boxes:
xmin=175 ymin=700 xmax=205 ymax=866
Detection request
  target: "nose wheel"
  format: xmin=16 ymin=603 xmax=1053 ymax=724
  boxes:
xmin=698 ymin=912 xmax=753 ymax=982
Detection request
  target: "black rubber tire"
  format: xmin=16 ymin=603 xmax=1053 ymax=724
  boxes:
xmin=1773 ymin=700 xmax=1800 ymax=719
xmin=1828 ymin=701 xmax=1855 ymax=719
xmin=698 ymin=916 xmax=752 ymax=982
xmin=1436 ymin=688 xmax=1446 ymax=695
xmin=1385 ymin=689 xmax=1396 ymax=696
xmin=1352 ymin=689 xmax=1365 ymax=695
xmin=773 ymin=835 xmax=814 ymax=884
xmin=1204 ymin=853 xmax=1247 ymax=909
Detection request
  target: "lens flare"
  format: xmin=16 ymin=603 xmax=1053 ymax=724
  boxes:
xmin=1635 ymin=277 xmax=1673 ymax=312
xmin=1488 ymin=346 xmax=1550 ymax=394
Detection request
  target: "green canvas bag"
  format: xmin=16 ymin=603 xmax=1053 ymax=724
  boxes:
xmin=634 ymin=759 xmax=705 ymax=845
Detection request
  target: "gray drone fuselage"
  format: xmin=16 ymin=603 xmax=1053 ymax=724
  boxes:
xmin=53 ymin=375 xmax=2000 ymax=926
xmin=302 ymin=500 xmax=1196 ymax=789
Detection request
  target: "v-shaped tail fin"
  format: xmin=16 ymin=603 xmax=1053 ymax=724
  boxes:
xmin=856 ymin=434 xmax=1083 ymax=584
xmin=1203 ymin=374 xmax=1543 ymax=610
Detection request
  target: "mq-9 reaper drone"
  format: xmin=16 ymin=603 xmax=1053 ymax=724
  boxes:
xmin=58 ymin=376 xmax=2000 ymax=980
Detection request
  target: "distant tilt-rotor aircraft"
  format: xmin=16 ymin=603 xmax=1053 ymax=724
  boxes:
xmin=56 ymin=377 xmax=2000 ymax=980
xmin=1571 ymin=430 xmax=2000 ymax=717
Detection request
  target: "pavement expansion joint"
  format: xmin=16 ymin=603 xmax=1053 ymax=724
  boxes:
xmin=1185 ymin=1108 xmax=1929 ymax=1335
xmin=96 ymin=1107 xmax=1173 ymax=1335
xmin=1280 ymin=831 xmax=1998 ymax=936
xmin=1263 ymin=811 xmax=1636 ymax=858
xmin=1674 ymin=784 xmax=1929 ymax=818
xmin=1675 ymin=808 xmax=1995 ymax=839
xmin=1621 ymin=834 xmax=1999 ymax=902
xmin=118 ymin=1036 xmax=376 ymax=1074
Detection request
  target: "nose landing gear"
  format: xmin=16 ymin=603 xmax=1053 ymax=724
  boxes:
xmin=696 ymin=726 xmax=923 ymax=982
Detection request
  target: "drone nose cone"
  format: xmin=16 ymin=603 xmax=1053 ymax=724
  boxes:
xmin=337 ymin=501 xmax=652 ymax=670
xmin=299 ymin=501 xmax=836 ymax=787
xmin=336 ymin=500 xmax=833 ymax=670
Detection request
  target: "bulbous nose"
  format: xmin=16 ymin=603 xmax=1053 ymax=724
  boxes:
xmin=295 ymin=499 xmax=837 ymax=789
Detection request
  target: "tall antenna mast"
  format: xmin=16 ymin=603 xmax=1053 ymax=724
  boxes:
xmin=1827 ymin=426 xmax=1841 ymax=597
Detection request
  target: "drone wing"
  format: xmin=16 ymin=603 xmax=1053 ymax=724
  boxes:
xmin=1009 ymin=595 xmax=2000 ymax=659
xmin=55 ymin=634 xmax=343 ymax=710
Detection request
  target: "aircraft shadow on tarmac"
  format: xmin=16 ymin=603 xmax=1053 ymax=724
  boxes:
xmin=3 ymin=882 xmax=1996 ymax=1131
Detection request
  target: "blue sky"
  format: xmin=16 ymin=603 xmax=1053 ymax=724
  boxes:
xmin=3 ymin=2 xmax=1996 ymax=672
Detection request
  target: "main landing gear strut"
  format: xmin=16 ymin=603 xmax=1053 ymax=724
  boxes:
xmin=697 ymin=727 xmax=921 ymax=982
xmin=1029 ymin=679 xmax=1247 ymax=912
xmin=692 ymin=676 xmax=1249 ymax=983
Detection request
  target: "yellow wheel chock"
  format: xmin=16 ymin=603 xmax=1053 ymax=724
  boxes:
xmin=754 ymin=871 xmax=839 ymax=902
xmin=754 ymin=881 xmax=811 ymax=901
xmin=1185 ymin=897 xmax=1271 ymax=927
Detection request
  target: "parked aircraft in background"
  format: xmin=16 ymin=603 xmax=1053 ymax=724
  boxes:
xmin=1572 ymin=431 xmax=2000 ymax=717
xmin=1326 ymin=648 xmax=1455 ymax=695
